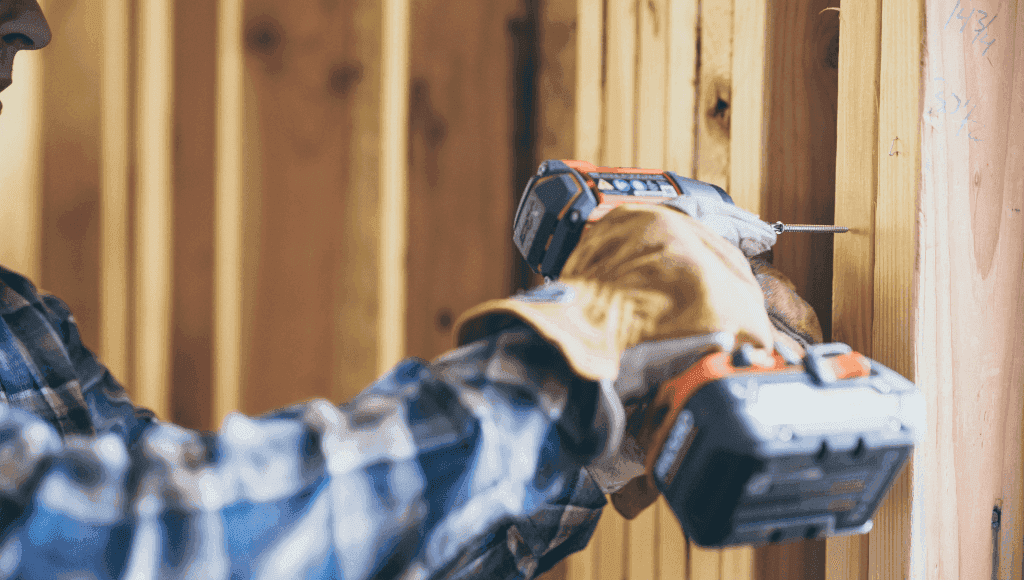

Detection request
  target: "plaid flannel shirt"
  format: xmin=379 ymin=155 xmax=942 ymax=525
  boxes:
xmin=0 ymin=265 xmax=608 ymax=580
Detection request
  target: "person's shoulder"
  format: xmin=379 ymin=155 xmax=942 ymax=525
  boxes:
xmin=0 ymin=264 xmax=44 ymax=311
xmin=0 ymin=264 xmax=72 ymax=326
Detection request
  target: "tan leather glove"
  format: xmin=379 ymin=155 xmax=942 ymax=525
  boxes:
xmin=457 ymin=204 xmax=775 ymax=382
xmin=456 ymin=204 xmax=775 ymax=465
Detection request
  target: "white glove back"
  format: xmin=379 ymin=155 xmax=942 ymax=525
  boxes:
xmin=662 ymin=196 xmax=777 ymax=257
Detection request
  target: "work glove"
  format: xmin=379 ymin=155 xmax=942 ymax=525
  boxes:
xmin=455 ymin=204 xmax=775 ymax=468
xmin=593 ymin=332 xmax=738 ymax=515
xmin=748 ymin=253 xmax=823 ymax=350
xmin=663 ymin=194 xmax=823 ymax=355
xmin=661 ymin=195 xmax=777 ymax=258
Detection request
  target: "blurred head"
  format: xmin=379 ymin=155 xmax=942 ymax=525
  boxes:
xmin=0 ymin=0 xmax=51 ymax=114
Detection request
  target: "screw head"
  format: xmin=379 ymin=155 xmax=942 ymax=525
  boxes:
xmin=776 ymin=426 xmax=794 ymax=442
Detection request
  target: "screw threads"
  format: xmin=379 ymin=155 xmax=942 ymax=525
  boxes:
xmin=773 ymin=221 xmax=850 ymax=234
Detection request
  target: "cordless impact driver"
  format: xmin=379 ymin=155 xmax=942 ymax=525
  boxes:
xmin=512 ymin=159 xmax=924 ymax=547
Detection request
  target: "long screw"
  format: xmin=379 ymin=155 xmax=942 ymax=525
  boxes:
xmin=772 ymin=221 xmax=850 ymax=234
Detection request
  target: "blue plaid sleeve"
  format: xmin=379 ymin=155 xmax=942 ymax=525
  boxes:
xmin=0 ymin=266 xmax=153 ymax=444
xmin=0 ymin=319 xmax=607 ymax=580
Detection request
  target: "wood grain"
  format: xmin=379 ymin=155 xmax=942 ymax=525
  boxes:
xmin=39 ymin=0 xmax=104 ymax=362
xmin=915 ymin=0 xmax=1024 ymax=578
xmin=404 ymin=0 xmax=521 ymax=361
xmin=760 ymin=0 xmax=840 ymax=344
xmin=593 ymin=509 xmax=629 ymax=580
xmin=728 ymin=0 xmax=767 ymax=213
xmin=537 ymin=0 xmax=576 ymax=164
xmin=134 ymin=0 xmax=174 ymax=419
xmin=601 ymin=0 xmax=636 ymax=167
xmin=376 ymin=0 xmax=409 ymax=379
xmin=0 ymin=26 xmax=43 ymax=282
xmin=228 ymin=0 xmax=399 ymax=416
xmin=823 ymin=532 xmax=867 ymax=580
xmin=664 ymin=0 xmax=697 ymax=177
xmin=755 ymin=541 xmax=825 ymax=580
xmin=100 ymin=0 xmax=131 ymax=387
xmin=722 ymin=547 xmax=755 ymax=579
xmin=866 ymin=0 xmax=923 ymax=577
xmin=240 ymin=0 xmax=362 ymax=414
xmin=829 ymin=0 xmax=882 ymax=363
xmin=752 ymin=2 xmax=838 ymax=578
xmin=573 ymin=0 xmax=602 ymax=165
xmin=339 ymin=0 xmax=386 ymax=396
xmin=689 ymin=544 xmax=721 ymax=580
xmin=213 ymin=0 xmax=245 ymax=427
xmin=826 ymin=0 xmax=881 ymax=576
xmin=171 ymin=0 xmax=217 ymax=430
xmin=693 ymin=0 xmax=732 ymax=190
xmin=636 ymin=0 xmax=667 ymax=168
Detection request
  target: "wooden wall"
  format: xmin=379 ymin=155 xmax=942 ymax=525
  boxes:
xmin=826 ymin=1 xmax=1024 ymax=580
xmin=0 ymin=1 xmax=1020 ymax=580
xmin=0 ymin=0 xmax=514 ymax=428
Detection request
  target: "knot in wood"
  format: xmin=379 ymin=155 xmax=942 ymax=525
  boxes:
xmin=246 ymin=17 xmax=282 ymax=57
xmin=329 ymin=63 xmax=363 ymax=97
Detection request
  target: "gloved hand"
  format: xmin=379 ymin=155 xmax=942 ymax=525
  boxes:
xmin=662 ymin=195 xmax=823 ymax=355
xmin=597 ymin=200 xmax=826 ymax=518
xmin=748 ymin=253 xmax=823 ymax=351
xmin=455 ymin=204 xmax=775 ymax=465
xmin=592 ymin=332 xmax=738 ymax=515
xmin=661 ymin=195 xmax=777 ymax=258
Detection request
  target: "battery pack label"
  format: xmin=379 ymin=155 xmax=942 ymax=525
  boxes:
xmin=654 ymin=409 xmax=697 ymax=487
xmin=584 ymin=172 xmax=678 ymax=197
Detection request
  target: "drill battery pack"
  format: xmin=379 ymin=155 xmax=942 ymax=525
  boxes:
xmin=648 ymin=343 xmax=925 ymax=547
xmin=513 ymin=159 xmax=733 ymax=278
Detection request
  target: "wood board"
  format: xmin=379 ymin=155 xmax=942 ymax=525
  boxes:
xmin=753 ymin=1 xmax=840 ymax=577
xmin=171 ymin=0 xmax=217 ymax=430
xmin=826 ymin=0 xmax=882 ymax=576
xmin=913 ymin=0 xmax=1024 ymax=578
xmin=40 ymin=0 xmax=105 ymax=356
xmin=404 ymin=0 xmax=524 ymax=363
xmin=864 ymin=0 xmax=923 ymax=578
xmin=240 ymin=0 xmax=373 ymax=414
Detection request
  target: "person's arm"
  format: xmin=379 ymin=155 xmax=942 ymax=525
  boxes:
xmin=0 ymin=200 xmax=825 ymax=579
xmin=0 ymin=322 xmax=607 ymax=580
xmin=0 ymin=265 xmax=152 ymax=444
